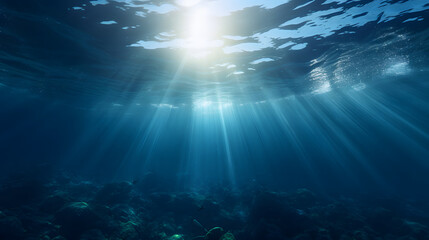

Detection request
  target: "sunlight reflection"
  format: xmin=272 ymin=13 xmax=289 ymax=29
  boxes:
xmin=185 ymin=7 xmax=223 ymax=57
xmin=193 ymin=98 xmax=233 ymax=109
xmin=176 ymin=0 xmax=201 ymax=7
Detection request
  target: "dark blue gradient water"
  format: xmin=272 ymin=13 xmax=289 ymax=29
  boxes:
xmin=0 ymin=0 xmax=429 ymax=239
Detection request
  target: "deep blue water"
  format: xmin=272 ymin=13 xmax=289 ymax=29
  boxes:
xmin=1 ymin=0 xmax=429 ymax=239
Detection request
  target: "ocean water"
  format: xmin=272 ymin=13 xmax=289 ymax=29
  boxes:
xmin=1 ymin=0 xmax=429 ymax=239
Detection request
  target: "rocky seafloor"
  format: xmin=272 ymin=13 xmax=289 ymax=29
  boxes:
xmin=0 ymin=173 xmax=428 ymax=240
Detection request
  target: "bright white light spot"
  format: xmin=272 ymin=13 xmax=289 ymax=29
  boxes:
xmin=144 ymin=4 xmax=177 ymax=14
xmin=135 ymin=11 xmax=146 ymax=18
xmin=176 ymin=0 xmax=201 ymax=7
xmin=312 ymin=81 xmax=331 ymax=94
xmin=384 ymin=62 xmax=411 ymax=76
xmin=290 ymin=43 xmax=308 ymax=50
xmin=403 ymin=17 xmax=424 ymax=23
xmin=100 ymin=20 xmax=117 ymax=25
xmin=151 ymin=103 xmax=178 ymax=109
xmin=310 ymin=67 xmax=328 ymax=82
xmin=277 ymin=41 xmax=295 ymax=49
xmin=352 ymin=83 xmax=366 ymax=91
xmin=90 ymin=0 xmax=108 ymax=6
xmin=294 ymin=0 xmax=315 ymax=10
xmin=250 ymin=58 xmax=275 ymax=65
xmin=194 ymin=100 xmax=213 ymax=108
xmin=223 ymin=35 xmax=247 ymax=41
xmin=187 ymin=8 xmax=218 ymax=49
xmin=193 ymin=98 xmax=233 ymax=109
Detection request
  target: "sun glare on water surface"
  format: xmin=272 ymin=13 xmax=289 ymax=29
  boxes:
xmin=176 ymin=0 xmax=201 ymax=7
xmin=181 ymin=3 xmax=224 ymax=58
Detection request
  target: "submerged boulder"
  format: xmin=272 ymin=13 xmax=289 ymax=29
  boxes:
xmin=51 ymin=236 xmax=67 ymax=240
xmin=55 ymin=202 xmax=102 ymax=239
xmin=118 ymin=221 xmax=140 ymax=240
xmin=40 ymin=192 xmax=69 ymax=213
xmin=80 ymin=229 xmax=106 ymax=240
xmin=220 ymin=232 xmax=236 ymax=240
xmin=400 ymin=220 xmax=429 ymax=239
xmin=249 ymin=191 xmax=312 ymax=237
xmin=168 ymin=234 xmax=184 ymax=240
xmin=0 ymin=178 xmax=46 ymax=207
xmin=94 ymin=182 xmax=133 ymax=205
xmin=205 ymin=227 xmax=225 ymax=240
xmin=0 ymin=215 xmax=26 ymax=239
xmin=290 ymin=188 xmax=317 ymax=208
xmin=204 ymin=227 xmax=236 ymax=240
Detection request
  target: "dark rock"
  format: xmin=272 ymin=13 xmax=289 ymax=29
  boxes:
xmin=40 ymin=192 xmax=69 ymax=213
xmin=249 ymin=192 xmax=312 ymax=237
xmin=118 ymin=221 xmax=141 ymax=240
xmin=220 ymin=232 xmax=236 ymax=240
xmin=94 ymin=182 xmax=133 ymax=205
xmin=80 ymin=229 xmax=106 ymax=240
xmin=250 ymin=192 xmax=287 ymax=220
xmin=351 ymin=230 xmax=370 ymax=240
xmin=196 ymin=199 xmax=221 ymax=218
xmin=169 ymin=193 xmax=200 ymax=215
xmin=51 ymin=236 xmax=66 ymax=240
xmin=205 ymin=227 xmax=225 ymax=240
xmin=0 ymin=178 xmax=46 ymax=207
xmin=399 ymin=220 xmax=429 ymax=239
xmin=251 ymin=220 xmax=284 ymax=240
xmin=149 ymin=192 xmax=172 ymax=206
xmin=167 ymin=234 xmax=185 ymax=240
xmin=294 ymin=233 xmax=312 ymax=240
xmin=366 ymin=208 xmax=401 ymax=234
xmin=0 ymin=215 xmax=26 ymax=239
xmin=314 ymin=228 xmax=332 ymax=240
xmin=66 ymin=181 xmax=98 ymax=201
xmin=289 ymin=188 xmax=317 ymax=209
xmin=135 ymin=172 xmax=169 ymax=193
xmin=55 ymin=202 xmax=102 ymax=239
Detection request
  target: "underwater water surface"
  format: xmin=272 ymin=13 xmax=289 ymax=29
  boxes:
xmin=1 ymin=0 xmax=429 ymax=239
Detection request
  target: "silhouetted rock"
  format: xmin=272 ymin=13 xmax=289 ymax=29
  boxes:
xmin=220 ymin=232 xmax=236 ymax=240
xmin=289 ymin=188 xmax=317 ymax=209
xmin=55 ymin=202 xmax=102 ymax=239
xmin=94 ymin=182 xmax=133 ymax=205
xmin=249 ymin=191 xmax=313 ymax=237
xmin=66 ymin=181 xmax=98 ymax=202
xmin=80 ymin=229 xmax=106 ymax=240
xmin=0 ymin=178 xmax=46 ymax=207
xmin=399 ymin=220 xmax=429 ymax=239
xmin=167 ymin=234 xmax=185 ymax=240
xmin=0 ymin=215 xmax=25 ymax=239
xmin=205 ymin=227 xmax=225 ymax=240
xmin=118 ymin=221 xmax=141 ymax=240
xmin=51 ymin=236 xmax=66 ymax=240
xmin=40 ymin=192 xmax=69 ymax=213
